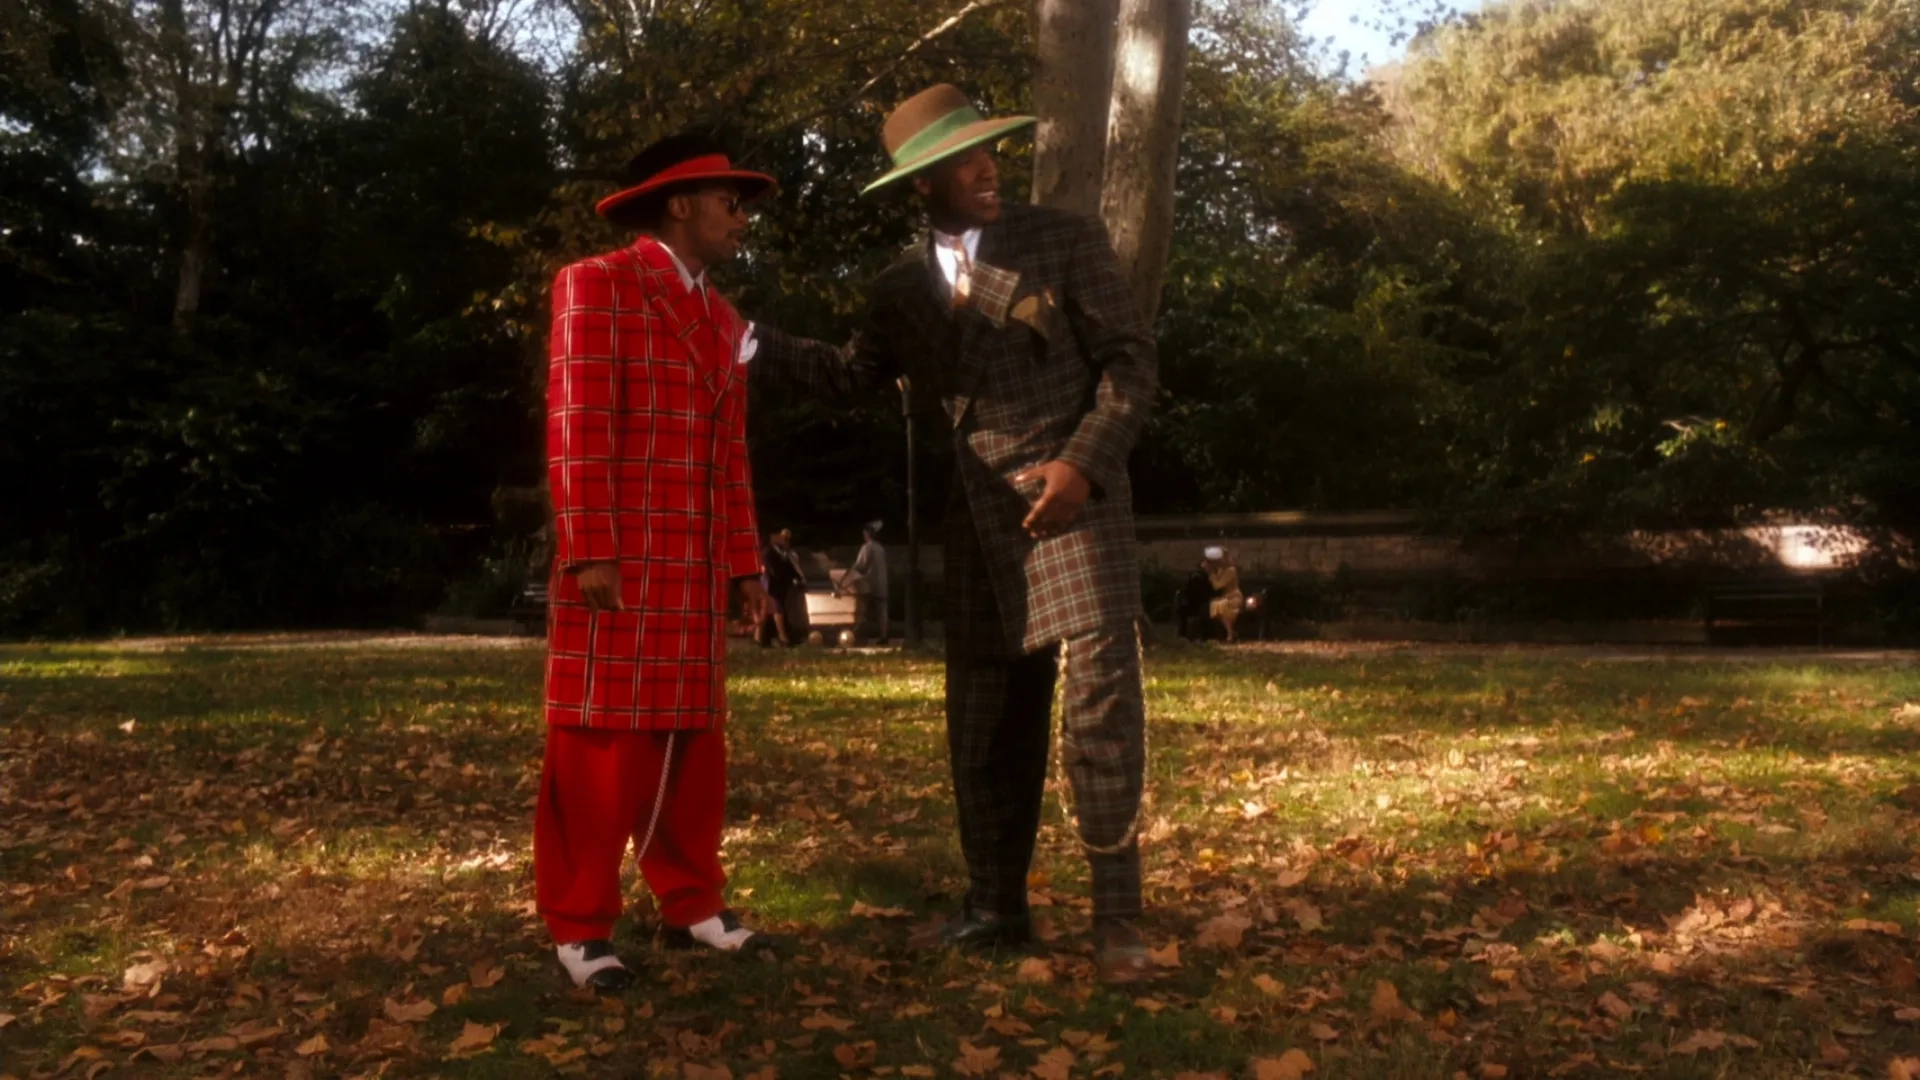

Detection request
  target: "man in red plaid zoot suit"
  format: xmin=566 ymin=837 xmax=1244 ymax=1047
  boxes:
xmin=538 ymin=134 xmax=779 ymax=991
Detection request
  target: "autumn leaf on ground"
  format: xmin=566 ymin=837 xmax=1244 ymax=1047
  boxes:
xmin=1253 ymin=1048 xmax=1314 ymax=1080
xmin=296 ymin=1034 xmax=330 ymax=1057
xmin=470 ymin=959 xmax=506 ymax=988
xmin=801 ymin=1010 xmax=855 ymax=1033
xmin=833 ymin=1042 xmax=877 ymax=1068
xmin=1275 ymin=868 xmax=1308 ymax=888
xmin=1284 ymin=898 xmax=1324 ymax=932
xmin=685 ymin=1064 xmax=733 ymax=1080
xmin=1595 ymin=991 xmax=1634 ymax=1020
xmin=953 ymin=1039 xmax=1002 ymax=1077
xmin=1892 ymin=1057 xmax=1920 ymax=1080
xmin=1370 ymin=980 xmax=1415 ymax=1024
xmin=1032 ymin=1046 xmax=1075 ymax=1080
xmin=122 ymin=958 xmax=167 ymax=994
xmin=1846 ymin=919 xmax=1904 ymax=937
xmin=1308 ymin=1022 xmax=1339 ymax=1041
xmin=1479 ymin=1065 xmax=1509 ymax=1078
xmin=1253 ymin=974 xmax=1284 ymax=997
xmin=1673 ymin=1030 xmax=1736 ymax=1055
xmin=383 ymin=996 xmax=437 ymax=1024
xmin=442 ymin=982 xmax=471 ymax=1006
xmin=1015 ymin=956 xmax=1055 ymax=984
xmin=900 ymin=1067 xmax=936 ymax=1078
xmin=1148 ymin=940 xmax=1181 ymax=968
xmin=447 ymin=1021 xmax=502 ymax=1057
xmin=1196 ymin=911 xmax=1254 ymax=950
xmin=851 ymin=901 xmax=912 ymax=918
xmin=227 ymin=1021 xmax=285 ymax=1047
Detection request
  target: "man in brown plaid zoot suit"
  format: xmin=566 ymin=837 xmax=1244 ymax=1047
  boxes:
xmin=754 ymin=84 xmax=1158 ymax=981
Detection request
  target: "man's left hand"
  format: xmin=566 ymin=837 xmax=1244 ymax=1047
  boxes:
xmin=736 ymin=578 xmax=773 ymax=625
xmin=1016 ymin=460 xmax=1092 ymax=539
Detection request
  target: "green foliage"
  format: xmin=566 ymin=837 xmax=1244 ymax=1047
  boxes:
xmin=4 ymin=0 xmax=1915 ymax=633
xmin=1383 ymin=0 xmax=1920 ymax=532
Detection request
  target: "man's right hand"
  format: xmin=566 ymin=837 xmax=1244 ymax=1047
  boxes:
xmin=574 ymin=561 xmax=623 ymax=612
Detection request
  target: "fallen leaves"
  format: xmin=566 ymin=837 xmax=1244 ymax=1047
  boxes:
xmin=800 ymin=1010 xmax=855 ymax=1033
xmin=833 ymin=1041 xmax=877 ymax=1068
xmin=382 ymin=995 xmax=437 ymax=1024
xmin=1370 ymin=980 xmax=1416 ymax=1024
xmin=121 ymin=958 xmax=167 ymax=994
xmin=850 ymin=900 xmax=913 ymax=918
xmin=1015 ymin=956 xmax=1056 ymax=985
xmin=952 ymin=1039 xmax=1002 ymax=1077
xmin=447 ymin=1021 xmax=502 ymax=1057
xmin=296 ymin=1034 xmax=330 ymax=1057
xmin=1031 ymin=1046 xmax=1076 ymax=1080
xmin=1283 ymin=898 xmax=1324 ymax=932
xmin=1672 ymin=1029 xmax=1760 ymax=1055
xmin=1253 ymin=1048 xmax=1314 ymax=1079
xmin=1196 ymin=911 xmax=1254 ymax=949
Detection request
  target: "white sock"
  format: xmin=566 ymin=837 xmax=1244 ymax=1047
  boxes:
xmin=556 ymin=941 xmax=627 ymax=986
xmin=687 ymin=913 xmax=756 ymax=951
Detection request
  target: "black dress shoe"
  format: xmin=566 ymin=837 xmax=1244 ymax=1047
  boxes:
xmin=941 ymin=909 xmax=1032 ymax=950
xmin=661 ymin=909 xmax=778 ymax=954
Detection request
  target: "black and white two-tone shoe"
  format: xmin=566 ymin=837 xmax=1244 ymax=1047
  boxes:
xmin=661 ymin=909 xmax=778 ymax=954
xmin=556 ymin=939 xmax=635 ymax=991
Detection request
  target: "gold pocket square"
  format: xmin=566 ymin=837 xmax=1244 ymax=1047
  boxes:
xmin=1011 ymin=289 xmax=1055 ymax=334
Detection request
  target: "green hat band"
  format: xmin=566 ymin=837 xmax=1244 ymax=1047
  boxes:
xmin=891 ymin=105 xmax=987 ymax=167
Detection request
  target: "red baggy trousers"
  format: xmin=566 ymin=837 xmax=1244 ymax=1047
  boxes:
xmin=533 ymin=725 xmax=728 ymax=943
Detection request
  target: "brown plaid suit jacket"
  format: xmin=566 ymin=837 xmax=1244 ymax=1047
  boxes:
xmin=756 ymin=203 xmax=1158 ymax=656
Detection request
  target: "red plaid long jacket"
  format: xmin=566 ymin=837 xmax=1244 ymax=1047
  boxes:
xmin=544 ymin=238 xmax=761 ymax=730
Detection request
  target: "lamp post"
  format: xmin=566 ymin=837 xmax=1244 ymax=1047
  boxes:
xmin=898 ymin=375 xmax=921 ymax=645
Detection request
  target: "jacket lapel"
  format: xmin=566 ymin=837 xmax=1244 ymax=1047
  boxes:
xmin=632 ymin=238 xmax=728 ymax=404
xmin=948 ymin=219 xmax=1015 ymax=424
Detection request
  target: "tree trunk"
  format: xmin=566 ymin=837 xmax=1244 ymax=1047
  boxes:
xmin=1030 ymin=0 xmax=1118 ymax=215
xmin=1100 ymin=0 xmax=1188 ymax=323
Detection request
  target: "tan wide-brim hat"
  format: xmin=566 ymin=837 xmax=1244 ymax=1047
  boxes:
xmin=862 ymin=84 xmax=1036 ymax=195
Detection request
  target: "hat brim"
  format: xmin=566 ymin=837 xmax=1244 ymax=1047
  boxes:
xmin=861 ymin=115 xmax=1036 ymax=196
xmin=596 ymin=170 xmax=778 ymax=226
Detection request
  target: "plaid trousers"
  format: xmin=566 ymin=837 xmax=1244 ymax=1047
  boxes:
xmin=944 ymin=496 xmax=1145 ymax=921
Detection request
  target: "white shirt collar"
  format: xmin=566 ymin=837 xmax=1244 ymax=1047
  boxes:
xmin=653 ymin=238 xmax=707 ymax=293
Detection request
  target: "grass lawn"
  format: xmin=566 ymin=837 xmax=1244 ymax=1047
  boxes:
xmin=4 ymin=635 xmax=1920 ymax=1079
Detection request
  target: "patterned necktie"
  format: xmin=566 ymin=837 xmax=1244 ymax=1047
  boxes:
xmin=946 ymin=234 xmax=972 ymax=309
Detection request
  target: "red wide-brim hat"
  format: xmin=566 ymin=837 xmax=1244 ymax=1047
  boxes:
xmin=595 ymin=153 xmax=778 ymax=223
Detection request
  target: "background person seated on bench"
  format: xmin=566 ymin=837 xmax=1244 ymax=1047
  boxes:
xmin=1203 ymin=546 xmax=1245 ymax=643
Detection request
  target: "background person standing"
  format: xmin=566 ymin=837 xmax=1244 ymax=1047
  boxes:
xmin=836 ymin=521 xmax=889 ymax=644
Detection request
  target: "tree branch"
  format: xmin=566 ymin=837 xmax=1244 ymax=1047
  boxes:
xmin=739 ymin=0 xmax=1010 ymax=163
xmin=851 ymin=0 xmax=1002 ymax=100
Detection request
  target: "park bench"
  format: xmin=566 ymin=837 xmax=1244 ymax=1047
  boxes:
xmin=1703 ymin=579 xmax=1826 ymax=645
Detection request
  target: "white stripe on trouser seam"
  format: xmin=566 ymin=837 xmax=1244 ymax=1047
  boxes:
xmin=635 ymin=730 xmax=676 ymax=862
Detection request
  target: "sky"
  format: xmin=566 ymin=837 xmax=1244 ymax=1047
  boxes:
xmin=1296 ymin=0 xmax=1486 ymax=71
